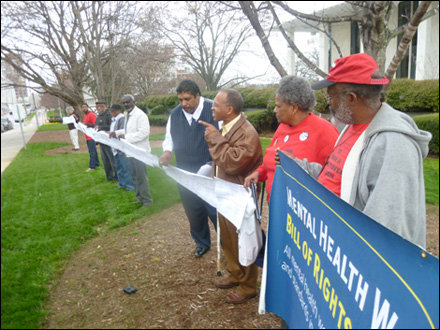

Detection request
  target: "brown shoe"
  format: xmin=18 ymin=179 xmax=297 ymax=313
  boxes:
xmin=225 ymin=292 xmax=257 ymax=305
xmin=215 ymin=279 xmax=239 ymax=289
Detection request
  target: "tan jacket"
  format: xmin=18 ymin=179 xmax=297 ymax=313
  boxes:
xmin=205 ymin=113 xmax=263 ymax=185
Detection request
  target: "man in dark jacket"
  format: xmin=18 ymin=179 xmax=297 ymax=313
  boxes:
xmin=95 ymin=100 xmax=118 ymax=183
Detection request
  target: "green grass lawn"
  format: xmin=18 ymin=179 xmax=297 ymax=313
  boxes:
xmin=1 ymin=142 xmax=180 ymax=329
xmin=1 ymin=131 xmax=438 ymax=329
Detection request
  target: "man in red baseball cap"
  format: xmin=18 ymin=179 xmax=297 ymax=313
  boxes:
xmin=291 ymin=53 xmax=431 ymax=247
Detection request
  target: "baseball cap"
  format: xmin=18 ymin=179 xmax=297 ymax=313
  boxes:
xmin=95 ymin=100 xmax=106 ymax=105
xmin=109 ymin=104 xmax=122 ymax=111
xmin=312 ymin=53 xmax=389 ymax=90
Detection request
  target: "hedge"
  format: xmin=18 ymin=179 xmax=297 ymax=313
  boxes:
xmin=413 ymin=113 xmax=439 ymax=155
xmin=147 ymin=114 xmax=169 ymax=126
xmin=151 ymin=105 xmax=166 ymax=116
xmin=48 ymin=115 xmax=62 ymax=123
xmin=386 ymin=79 xmax=439 ymax=113
xmin=144 ymin=94 xmax=178 ymax=111
xmin=143 ymin=79 xmax=439 ymax=131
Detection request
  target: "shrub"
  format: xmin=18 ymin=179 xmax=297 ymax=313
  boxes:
xmin=151 ymin=105 xmax=166 ymax=116
xmin=147 ymin=114 xmax=169 ymax=126
xmin=48 ymin=116 xmax=62 ymax=123
xmin=246 ymin=109 xmax=278 ymax=133
xmin=314 ymin=89 xmax=328 ymax=114
xmin=244 ymin=88 xmax=276 ymax=109
xmin=413 ymin=113 xmax=439 ymax=155
xmin=386 ymin=79 xmax=439 ymax=113
xmin=165 ymin=95 xmax=179 ymax=109
xmin=202 ymin=91 xmax=218 ymax=100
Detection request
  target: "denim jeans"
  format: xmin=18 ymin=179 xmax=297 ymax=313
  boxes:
xmin=114 ymin=153 xmax=134 ymax=190
xmin=86 ymin=140 xmax=100 ymax=169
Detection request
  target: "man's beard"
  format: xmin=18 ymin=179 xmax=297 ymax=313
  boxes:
xmin=329 ymin=98 xmax=354 ymax=125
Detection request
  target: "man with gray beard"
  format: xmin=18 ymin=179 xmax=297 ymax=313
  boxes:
xmin=284 ymin=53 xmax=431 ymax=248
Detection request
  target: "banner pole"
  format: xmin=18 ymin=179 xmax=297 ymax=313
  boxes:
xmin=217 ymin=212 xmax=221 ymax=276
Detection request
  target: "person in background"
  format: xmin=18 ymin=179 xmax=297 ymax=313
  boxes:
xmin=110 ymin=94 xmax=153 ymax=209
xmin=244 ymin=75 xmax=339 ymax=202
xmin=288 ymin=53 xmax=431 ymax=248
xmin=95 ymin=100 xmax=118 ymax=183
xmin=200 ymin=89 xmax=263 ymax=305
xmin=66 ymin=106 xmax=80 ymax=151
xmin=160 ymin=79 xmax=219 ymax=259
xmin=81 ymin=103 xmax=100 ymax=172
xmin=108 ymin=103 xmax=134 ymax=192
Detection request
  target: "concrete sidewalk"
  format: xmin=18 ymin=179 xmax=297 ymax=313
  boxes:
xmin=1 ymin=112 xmax=47 ymax=174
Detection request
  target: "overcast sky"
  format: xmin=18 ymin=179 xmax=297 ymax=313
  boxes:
xmin=227 ymin=1 xmax=342 ymax=86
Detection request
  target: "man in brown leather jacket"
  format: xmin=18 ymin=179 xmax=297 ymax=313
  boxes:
xmin=199 ymin=89 xmax=263 ymax=305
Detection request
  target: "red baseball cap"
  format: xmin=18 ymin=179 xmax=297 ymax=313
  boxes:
xmin=311 ymin=53 xmax=389 ymax=90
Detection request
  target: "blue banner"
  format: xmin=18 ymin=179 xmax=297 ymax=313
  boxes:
xmin=264 ymin=152 xmax=439 ymax=329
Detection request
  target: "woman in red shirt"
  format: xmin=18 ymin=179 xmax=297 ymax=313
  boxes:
xmin=244 ymin=76 xmax=339 ymax=202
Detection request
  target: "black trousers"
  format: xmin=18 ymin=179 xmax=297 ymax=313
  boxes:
xmin=178 ymin=184 xmax=217 ymax=249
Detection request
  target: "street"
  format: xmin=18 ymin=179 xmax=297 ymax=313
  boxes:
xmin=1 ymin=111 xmax=47 ymax=173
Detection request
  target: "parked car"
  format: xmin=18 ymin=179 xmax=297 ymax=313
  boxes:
xmin=1 ymin=117 xmax=14 ymax=133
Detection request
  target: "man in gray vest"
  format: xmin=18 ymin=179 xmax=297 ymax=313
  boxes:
xmin=160 ymin=80 xmax=219 ymax=258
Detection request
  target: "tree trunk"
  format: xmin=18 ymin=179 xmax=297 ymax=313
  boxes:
xmin=239 ymin=1 xmax=287 ymax=77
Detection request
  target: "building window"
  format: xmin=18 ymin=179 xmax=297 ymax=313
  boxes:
xmin=350 ymin=22 xmax=361 ymax=54
xmin=397 ymin=1 xmax=418 ymax=79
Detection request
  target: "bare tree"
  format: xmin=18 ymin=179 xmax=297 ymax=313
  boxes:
xmin=125 ymin=41 xmax=177 ymax=97
xmin=238 ymin=1 xmax=437 ymax=81
xmin=161 ymin=1 xmax=253 ymax=91
xmin=239 ymin=1 xmax=287 ymax=77
xmin=70 ymin=1 xmax=147 ymax=103
xmin=1 ymin=1 xmax=161 ymax=110
xmin=1 ymin=1 xmax=87 ymax=110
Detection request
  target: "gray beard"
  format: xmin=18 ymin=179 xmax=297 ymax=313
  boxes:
xmin=330 ymin=99 xmax=354 ymax=125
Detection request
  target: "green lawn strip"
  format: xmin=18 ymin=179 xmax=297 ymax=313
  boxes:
xmin=424 ymin=157 xmax=439 ymax=205
xmin=37 ymin=123 xmax=69 ymax=131
xmin=1 ymin=143 xmax=179 ymax=329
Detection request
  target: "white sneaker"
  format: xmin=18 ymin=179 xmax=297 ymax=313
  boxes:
xmin=86 ymin=168 xmax=94 ymax=172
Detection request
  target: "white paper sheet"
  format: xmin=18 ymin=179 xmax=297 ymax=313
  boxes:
xmin=63 ymin=116 xmax=76 ymax=124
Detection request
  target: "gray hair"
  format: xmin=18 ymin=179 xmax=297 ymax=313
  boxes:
xmin=277 ymin=76 xmax=316 ymax=112
xmin=122 ymin=94 xmax=135 ymax=102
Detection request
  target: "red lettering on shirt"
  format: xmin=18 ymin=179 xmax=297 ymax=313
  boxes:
xmin=318 ymin=123 xmax=370 ymax=197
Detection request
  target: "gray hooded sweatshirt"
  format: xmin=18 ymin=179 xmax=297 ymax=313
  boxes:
xmin=298 ymin=103 xmax=432 ymax=248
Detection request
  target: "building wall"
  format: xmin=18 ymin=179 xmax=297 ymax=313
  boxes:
xmin=313 ymin=3 xmax=439 ymax=80
xmin=416 ymin=5 xmax=439 ymax=80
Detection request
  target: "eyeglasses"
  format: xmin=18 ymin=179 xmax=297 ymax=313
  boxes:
xmin=325 ymin=91 xmax=356 ymax=103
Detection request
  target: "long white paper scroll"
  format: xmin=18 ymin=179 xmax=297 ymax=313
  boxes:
xmin=75 ymin=121 xmax=252 ymax=228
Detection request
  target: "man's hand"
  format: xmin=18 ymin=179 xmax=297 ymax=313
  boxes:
xmin=108 ymin=132 xmax=117 ymax=139
xmin=243 ymin=171 xmax=260 ymax=193
xmin=198 ymin=120 xmax=218 ymax=136
xmin=160 ymin=151 xmax=172 ymax=166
